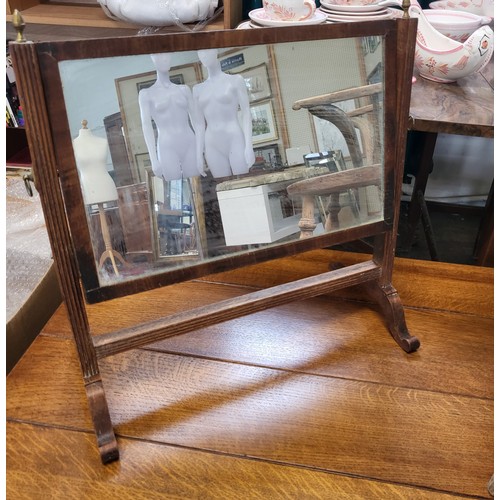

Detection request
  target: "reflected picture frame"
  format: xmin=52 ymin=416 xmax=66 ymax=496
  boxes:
xmin=230 ymin=63 xmax=272 ymax=103
xmin=251 ymin=100 xmax=278 ymax=145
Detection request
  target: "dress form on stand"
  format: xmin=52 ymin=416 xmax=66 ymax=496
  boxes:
xmin=72 ymin=119 xmax=126 ymax=276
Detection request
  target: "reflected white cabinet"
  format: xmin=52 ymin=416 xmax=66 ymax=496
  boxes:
xmin=216 ymin=166 xmax=328 ymax=246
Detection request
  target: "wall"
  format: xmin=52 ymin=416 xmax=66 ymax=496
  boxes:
xmin=274 ymin=38 xmax=362 ymax=154
xmin=426 ymin=135 xmax=493 ymax=203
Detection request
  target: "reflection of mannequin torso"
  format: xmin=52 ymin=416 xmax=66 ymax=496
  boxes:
xmin=194 ymin=49 xmax=255 ymax=178
xmin=73 ymin=124 xmax=118 ymax=205
xmin=139 ymin=53 xmax=203 ymax=181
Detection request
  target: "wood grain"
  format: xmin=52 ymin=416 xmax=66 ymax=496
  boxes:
xmin=38 ymin=251 xmax=493 ymax=398
xmin=7 ymin=336 xmax=493 ymax=497
xmin=7 ymin=422 xmax=466 ymax=499
xmin=198 ymin=250 xmax=494 ymax=317
xmin=7 ymin=255 xmax=493 ymax=497
xmin=36 ymin=262 xmax=493 ymax=399
xmin=93 ymin=261 xmax=381 ymax=358
xmin=150 ymin=301 xmax=493 ymax=398
xmin=40 ymin=251 xmax=494 ymax=342
xmin=409 ymin=66 xmax=494 ymax=137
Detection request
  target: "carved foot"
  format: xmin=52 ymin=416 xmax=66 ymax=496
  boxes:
xmin=365 ymin=281 xmax=420 ymax=353
xmin=85 ymin=378 xmax=120 ymax=464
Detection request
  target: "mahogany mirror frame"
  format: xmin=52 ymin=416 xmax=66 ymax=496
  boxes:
xmin=10 ymin=18 xmax=418 ymax=464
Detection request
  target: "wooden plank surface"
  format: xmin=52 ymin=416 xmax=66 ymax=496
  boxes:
xmin=7 ymin=336 xmax=493 ymax=497
xmin=7 ymin=422 xmax=465 ymax=499
xmin=7 ymin=251 xmax=493 ymax=498
xmin=41 ymin=251 xmax=494 ymax=339
xmin=42 ymin=283 xmax=493 ymax=398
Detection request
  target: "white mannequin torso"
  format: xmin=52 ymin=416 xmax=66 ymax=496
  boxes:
xmin=194 ymin=49 xmax=255 ymax=178
xmin=139 ymin=53 xmax=203 ymax=181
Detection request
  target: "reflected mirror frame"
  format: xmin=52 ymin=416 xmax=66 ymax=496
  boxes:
xmin=32 ymin=23 xmax=399 ymax=304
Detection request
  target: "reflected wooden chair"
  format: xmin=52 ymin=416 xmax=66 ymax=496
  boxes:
xmin=288 ymin=84 xmax=384 ymax=238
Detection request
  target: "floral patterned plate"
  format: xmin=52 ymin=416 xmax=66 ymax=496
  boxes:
xmin=249 ymin=8 xmax=328 ymax=26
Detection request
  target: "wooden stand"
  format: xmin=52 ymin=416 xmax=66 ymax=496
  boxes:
xmin=10 ymin=18 xmax=419 ymax=464
xmin=97 ymin=203 xmax=127 ymax=276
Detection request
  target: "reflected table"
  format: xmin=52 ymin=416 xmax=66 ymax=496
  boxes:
xmin=403 ymin=60 xmax=494 ymax=265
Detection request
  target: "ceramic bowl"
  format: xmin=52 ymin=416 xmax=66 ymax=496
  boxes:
xmin=410 ymin=5 xmax=494 ymax=83
xmin=423 ymin=9 xmax=492 ymax=42
xmin=428 ymin=0 xmax=494 ymax=18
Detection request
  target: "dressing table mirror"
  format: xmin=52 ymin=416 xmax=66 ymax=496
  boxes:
xmin=10 ymin=18 xmax=418 ymax=463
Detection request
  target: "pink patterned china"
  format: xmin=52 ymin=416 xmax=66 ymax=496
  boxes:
xmin=263 ymin=0 xmax=317 ymax=21
xmin=249 ymin=7 xmax=327 ymax=25
xmin=428 ymin=0 xmax=494 ymax=17
xmin=423 ymin=9 xmax=491 ymax=42
xmin=320 ymin=5 xmax=391 ymax=14
xmin=322 ymin=0 xmax=380 ymax=5
xmin=320 ymin=0 xmax=401 ymax=9
xmin=322 ymin=8 xmax=395 ymax=19
xmin=409 ymin=5 xmax=494 ymax=83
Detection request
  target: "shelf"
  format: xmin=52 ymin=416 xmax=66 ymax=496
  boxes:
xmin=6 ymin=1 xmax=242 ymax=36
xmin=6 ymin=127 xmax=32 ymax=168
xmin=7 ymin=146 xmax=32 ymax=168
xmin=7 ymin=3 xmax=227 ymax=30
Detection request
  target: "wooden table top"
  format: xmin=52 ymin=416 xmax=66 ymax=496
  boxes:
xmin=409 ymin=60 xmax=494 ymax=138
xmin=6 ymin=250 xmax=493 ymax=498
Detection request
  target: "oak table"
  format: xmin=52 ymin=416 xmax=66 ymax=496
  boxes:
xmin=403 ymin=61 xmax=494 ymax=264
xmin=6 ymin=250 xmax=494 ymax=498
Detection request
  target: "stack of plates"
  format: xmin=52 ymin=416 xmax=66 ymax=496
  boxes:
xmin=237 ymin=8 xmax=328 ymax=29
xmin=319 ymin=0 xmax=399 ymax=22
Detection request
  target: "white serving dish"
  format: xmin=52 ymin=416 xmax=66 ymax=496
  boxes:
xmin=409 ymin=5 xmax=494 ymax=83
xmin=249 ymin=8 xmax=327 ymax=26
xmin=424 ymin=8 xmax=492 ymax=42
xmin=429 ymin=0 xmax=494 ymax=18
xmin=320 ymin=0 xmax=401 ymax=6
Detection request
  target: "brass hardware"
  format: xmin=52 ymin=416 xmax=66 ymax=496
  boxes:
xmin=23 ymin=173 xmax=34 ymax=197
xmin=6 ymin=167 xmax=35 ymax=197
xmin=12 ymin=10 xmax=26 ymax=43
xmin=401 ymin=0 xmax=411 ymax=19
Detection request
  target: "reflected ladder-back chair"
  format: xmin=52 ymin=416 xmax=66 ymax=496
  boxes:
xmin=288 ymin=83 xmax=383 ymax=239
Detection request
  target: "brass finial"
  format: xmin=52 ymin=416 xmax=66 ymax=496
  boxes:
xmin=401 ymin=0 xmax=411 ymax=19
xmin=82 ymin=119 xmax=88 ymax=129
xmin=12 ymin=10 xmax=26 ymax=43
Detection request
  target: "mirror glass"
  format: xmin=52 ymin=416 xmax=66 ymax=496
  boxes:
xmin=58 ymin=36 xmax=385 ymax=287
